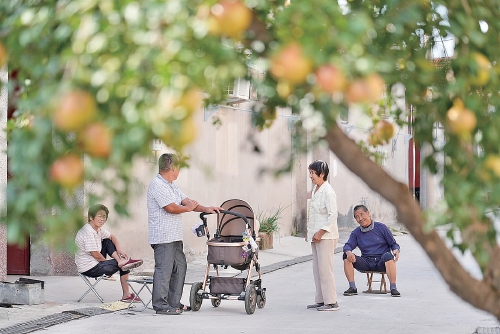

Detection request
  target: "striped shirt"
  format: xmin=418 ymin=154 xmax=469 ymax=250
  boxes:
xmin=147 ymin=173 xmax=187 ymax=244
xmin=74 ymin=223 xmax=111 ymax=273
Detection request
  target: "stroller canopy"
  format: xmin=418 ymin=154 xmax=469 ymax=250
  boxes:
xmin=217 ymin=199 xmax=255 ymax=237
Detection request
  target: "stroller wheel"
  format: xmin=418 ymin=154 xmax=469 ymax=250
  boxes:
xmin=244 ymin=284 xmax=257 ymax=315
xmin=190 ymin=282 xmax=204 ymax=311
xmin=211 ymin=298 xmax=221 ymax=308
xmin=256 ymin=289 xmax=266 ymax=309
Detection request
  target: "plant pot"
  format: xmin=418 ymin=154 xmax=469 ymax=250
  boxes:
xmin=258 ymin=232 xmax=273 ymax=250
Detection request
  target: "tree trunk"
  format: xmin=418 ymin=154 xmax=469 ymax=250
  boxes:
xmin=325 ymin=122 xmax=500 ymax=320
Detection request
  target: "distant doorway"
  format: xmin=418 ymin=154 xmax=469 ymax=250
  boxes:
xmin=6 ymin=70 xmax=30 ymax=275
xmin=7 ymin=237 xmax=30 ymax=274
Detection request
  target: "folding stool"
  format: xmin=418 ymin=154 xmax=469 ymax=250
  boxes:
xmin=126 ymin=277 xmax=154 ymax=311
xmin=77 ymin=273 xmax=105 ymax=302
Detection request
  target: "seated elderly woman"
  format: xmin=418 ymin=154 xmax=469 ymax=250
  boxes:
xmin=75 ymin=204 xmax=144 ymax=302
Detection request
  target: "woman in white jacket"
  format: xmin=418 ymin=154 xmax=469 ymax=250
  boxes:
xmin=306 ymin=160 xmax=340 ymax=311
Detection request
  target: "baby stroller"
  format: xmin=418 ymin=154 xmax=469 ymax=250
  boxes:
xmin=189 ymin=199 xmax=266 ymax=315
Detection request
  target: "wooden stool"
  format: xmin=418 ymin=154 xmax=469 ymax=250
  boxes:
xmin=361 ymin=271 xmax=387 ymax=294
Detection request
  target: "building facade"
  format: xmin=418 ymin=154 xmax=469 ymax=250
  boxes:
xmin=0 ymin=78 xmax=424 ymax=278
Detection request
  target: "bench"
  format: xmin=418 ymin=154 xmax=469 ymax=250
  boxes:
xmin=361 ymin=271 xmax=387 ymax=294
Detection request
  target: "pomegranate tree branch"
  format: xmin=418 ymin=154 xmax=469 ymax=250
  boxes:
xmin=324 ymin=122 xmax=500 ymax=319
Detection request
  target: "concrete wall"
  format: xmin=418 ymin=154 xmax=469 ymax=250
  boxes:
xmin=29 ymin=240 xmax=78 ymax=276
xmin=292 ymin=152 xmax=308 ymax=236
xmin=0 ymin=68 xmax=7 ymax=281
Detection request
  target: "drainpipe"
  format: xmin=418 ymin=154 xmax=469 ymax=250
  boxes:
xmin=0 ymin=67 xmax=7 ymax=281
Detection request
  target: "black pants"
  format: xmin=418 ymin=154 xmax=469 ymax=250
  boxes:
xmin=82 ymin=239 xmax=130 ymax=278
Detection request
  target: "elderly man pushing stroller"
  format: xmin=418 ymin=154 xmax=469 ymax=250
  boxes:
xmin=147 ymin=153 xmax=222 ymax=315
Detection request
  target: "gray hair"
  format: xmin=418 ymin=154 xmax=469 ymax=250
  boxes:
xmin=158 ymin=153 xmax=177 ymax=172
xmin=353 ymin=204 xmax=369 ymax=216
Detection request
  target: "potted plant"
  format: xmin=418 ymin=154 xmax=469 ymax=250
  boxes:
xmin=256 ymin=205 xmax=287 ymax=250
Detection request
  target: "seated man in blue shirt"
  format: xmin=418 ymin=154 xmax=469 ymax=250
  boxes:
xmin=342 ymin=204 xmax=401 ymax=297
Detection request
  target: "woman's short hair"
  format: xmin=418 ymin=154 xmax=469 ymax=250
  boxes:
xmin=158 ymin=153 xmax=178 ymax=172
xmin=308 ymin=160 xmax=329 ymax=181
xmin=88 ymin=204 xmax=109 ymax=222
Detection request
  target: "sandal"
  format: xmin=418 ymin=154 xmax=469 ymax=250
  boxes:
xmin=156 ymin=308 xmax=182 ymax=315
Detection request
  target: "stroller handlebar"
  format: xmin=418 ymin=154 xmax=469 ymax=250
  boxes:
xmin=199 ymin=210 xmax=253 ymax=239
xmin=199 ymin=210 xmax=249 ymax=224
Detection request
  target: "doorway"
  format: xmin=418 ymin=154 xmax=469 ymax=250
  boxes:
xmin=6 ymin=69 xmax=30 ymax=275
xmin=7 ymin=237 xmax=30 ymax=274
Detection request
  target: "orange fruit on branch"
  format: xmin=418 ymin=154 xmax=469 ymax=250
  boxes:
xmin=50 ymin=154 xmax=84 ymax=188
xmin=53 ymin=90 xmax=97 ymax=132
